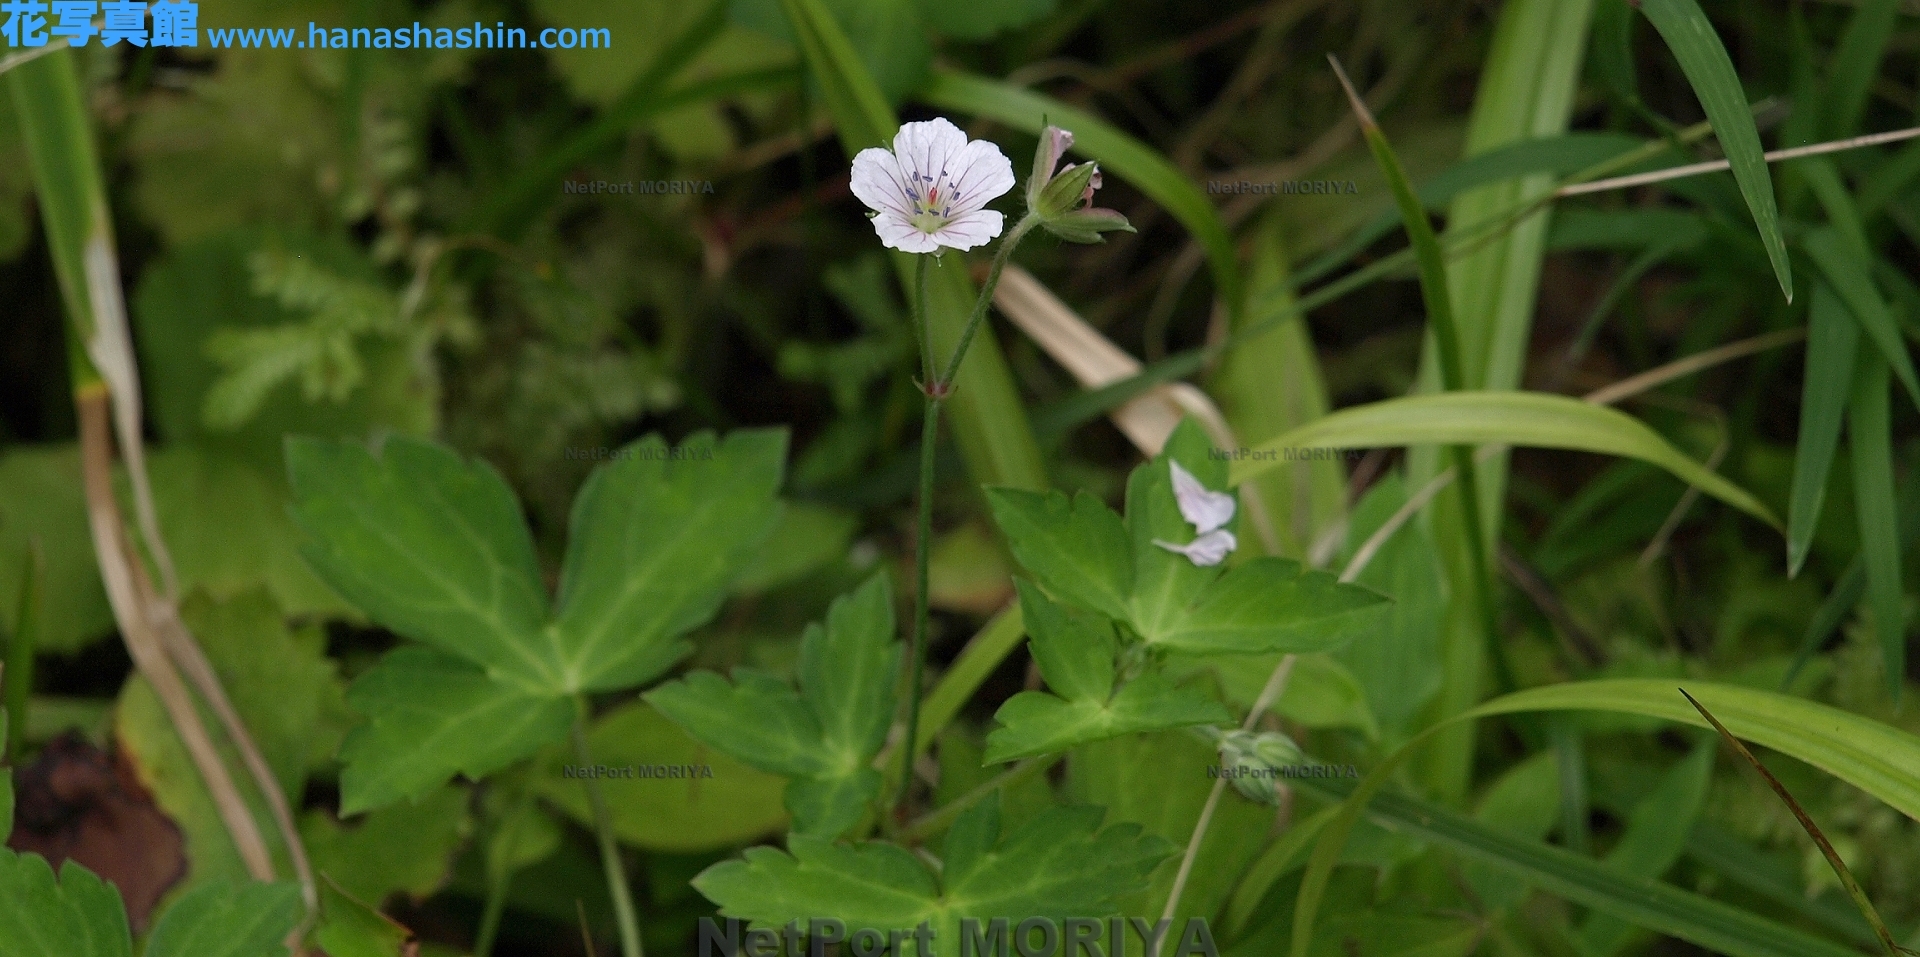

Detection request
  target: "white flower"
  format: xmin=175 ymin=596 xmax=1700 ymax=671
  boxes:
xmin=1154 ymin=460 xmax=1238 ymax=567
xmin=850 ymin=118 xmax=1015 ymax=254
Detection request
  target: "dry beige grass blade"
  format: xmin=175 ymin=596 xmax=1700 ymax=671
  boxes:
xmin=992 ymin=265 xmax=1281 ymax=553
xmin=80 ymin=217 xmax=318 ymax=915
xmin=78 ymin=387 xmax=277 ymax=882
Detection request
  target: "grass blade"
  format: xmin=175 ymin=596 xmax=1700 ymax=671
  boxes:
xmin=1682 ymin=689 xmax=1915 ymax=957
xmin=920 ymin=69 xmax=1243 ymax=314
xmin=1638 ymin=0 xmax=1793 ymax=301
xmin=1788 ymin=283 xmax=1860 ymax=576
xmin=1803 ymin=226 xmax=1920 ymax=410
xmin=1228 ymin=391 xmax=1779 ymax=529
xmin=1848 ymin=353 xmax=1906 ymax=700
xmin=1824 ymin=0 xmax=1902 ymax=139
xmin=1291 ymin=678 xmax=1920 ymax=957
xmin=1290 ymin=771 xmax=1863 ymax=957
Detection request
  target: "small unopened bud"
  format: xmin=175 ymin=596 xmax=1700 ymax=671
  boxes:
xmin=1025 ymin=125 xmax=1134 ymax=244
xmin=1215 ymin=729 xmax=1306 ymax=806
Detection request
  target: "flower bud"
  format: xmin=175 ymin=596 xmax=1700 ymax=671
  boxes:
xmin=1025 ymin=126 xmax=1135 ymax=244
xmin=1215 ymin=729 xmax=1306 ymax=806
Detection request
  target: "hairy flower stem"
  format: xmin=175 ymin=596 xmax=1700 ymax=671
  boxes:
xmin=895 ymin=217 xmax=1039 ymax=824
xmin=573 ymin=698 xmax=644 ymax=957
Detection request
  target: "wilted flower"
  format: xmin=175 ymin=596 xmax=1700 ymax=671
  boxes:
xmin=1154 ymin=460 xmax=1237 ymax=567
xmin=850 ymin=118 xmax=1015 ymax=254
xmin=1026 ymin=124 xmax=1135 ymax=244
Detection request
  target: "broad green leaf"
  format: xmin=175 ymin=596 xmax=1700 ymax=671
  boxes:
xmin=1016 ymin=580 xmax=1116 ymax=703
xmin=986 ymin=489 xmax=1133 ymax=623
xmin=0 ymin=446 xmax=111 ymax=653
xmin=144 ymin=880 xmax=301 ymax=957
xmin=922 ymin=68 xmax=1242 ymax=310
xmin=116 ymin=589 xmax=352 ymax=890
xmin=1163 ymin=652 xmax=1379 ymax=738
xmin=302 ymin=786 xmax=471 ymax=908
xmin=0 ymin=851 xmax=132 ymax=957
xmin=1803 ymin=227 xmax=1920 ymax=411
xmin=918 ymin=0 xmax=1055 ymax=39
xmin=335 ymin=647 xmax=572 ymax=815
xmin=1289 ymin=774 xmax=1860 ymax=957
xmin=692 ymin=799 xmax=1173 ymax=956
xmin=311 ymin=878 xmax=417 ymax=957
xmin=647 ymin=574 xmax=898 ymax=837
xmin=1638 ymin=0 xmax=1792 ymax=300
xmin=983 ymin=672 xmax=1230 ymax=764
xmin=730 ymin=503 xmax=859 ymax=596
xmin=1849 ymin=353 xmax=1906 ymax=699
xmin=286 ymin=436 xmax=556 ymax=688
xmin=1230 ymin=392 xmax=1780 ymax=529
xmin=1127 ymin=422 xmax=1231 ymax=641
xmin=1066 ymin=728 xmax=1273 ymax=935
xmin=1579 ymin=743 xmax=1716 ymax=957
xmin=644 ymin=670 xmax=830 ymax=778
xmin=552 ymin=430 xmax=787 ymax=691
xmin=533 ymin=702 xmax=790 ymax=853
xmin=1149 ymin=558 xmax=1388 ymax=656
xmin=1788 ymin=284 xmax=1860 ymax=576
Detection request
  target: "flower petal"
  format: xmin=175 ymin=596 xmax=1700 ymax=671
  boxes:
xmin=871 ymin=211 xmax=943 ymax=254
xmin=926 ymin=209 xmax=1005 ymax=251
xmin=1169 ymin=460 xmax=1236 ymax=534
xmin=892 ymin=118 xmax=970 ymax=186
xmin=850 ymin=146 xmax=914 ymax=220
xmin=1153 ymin=529 xmax=1237 ymax=567
xmin=941 ymin=138 xmax=1016 ymax=216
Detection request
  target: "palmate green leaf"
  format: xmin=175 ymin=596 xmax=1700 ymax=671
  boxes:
xmin=985 ymin=674 xmax=1229 ymax=764
xmin=985 ymin=488 xmax=1133 ymax=623
xmin=286 ymin=436 xmax=555 ymax=687
xmin=553 ymin=430 xmax=787 ymax=691
xmin=1017 ymin=579 xmax=1115 ymax=702
xmin=646 ymin=574 xmax=898 ymax=838
xmin=144 ymin=880 xmax=302 ymax=957
xmin=921 ymin=69 xmax=1243 ymax=312
xmin=1849 ymin=353 xmax=1906 ymax=700
xmin=334 ymin=648 xmax=573 ymax=815
xmin=693 ymin=799 xmax=1173 ymax=956
xmin=311 ymin=877 xmax=417 ymax=957
xmin=534 ymin=702 xmax=790 ymax=852
xmin=0 ymin=852 xmax=132 ymax=957
xmin=1292 ymin=679 xmax=1920 ymax=957
xmin=302 ymin=785 xmax=471 ymax=907
xmin=1154 ymin=559 xmax=1388 ymax=656
xmin=1637 ymin=0 xmax=1792 ymax=301
xmin=1788 ymin=284 xmax=1860 ymax=577
xmin=1127 ymin=422 xmax=1230 ymax=642
xmin=1230 ymin=392 xmax=1780 ymax=528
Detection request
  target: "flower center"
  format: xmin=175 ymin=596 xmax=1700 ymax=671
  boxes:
xmin=906 ymin=169 xmax=956 ymax=232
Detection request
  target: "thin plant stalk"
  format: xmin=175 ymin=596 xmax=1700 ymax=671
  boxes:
xmin=895 ymin=216 xmax=1040 ymax=822
xmin=572 ymin=699 xmax=644 ymax=957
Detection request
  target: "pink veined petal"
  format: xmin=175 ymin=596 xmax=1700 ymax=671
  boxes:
xmin=940 ymin=139 xmax=1016 ymax=215
xmin=871 ymin=212 xmax=944 ymax=254
xmin=850 ymin=147 xmax=915 ymax=220
xmin=928 ymin=209 xmax=1005 ymax=251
